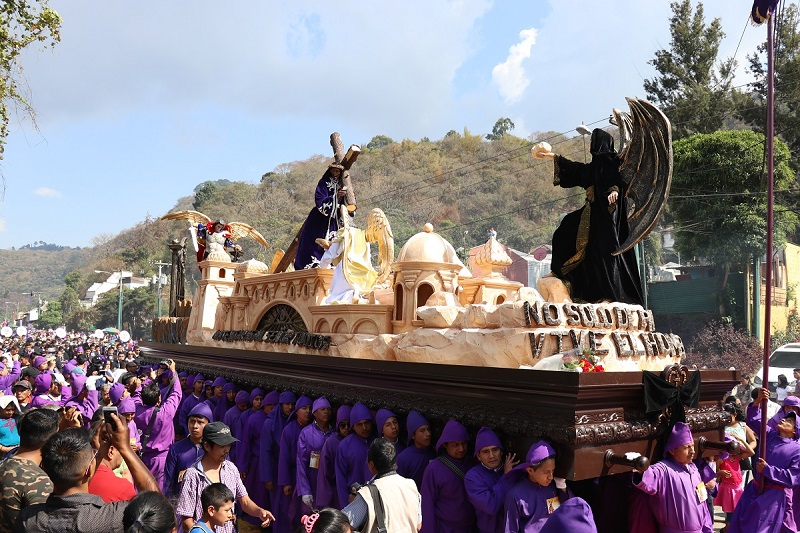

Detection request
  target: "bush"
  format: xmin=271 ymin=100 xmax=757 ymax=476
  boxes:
xmin=683 ymin=321 xmax=762 ymax=374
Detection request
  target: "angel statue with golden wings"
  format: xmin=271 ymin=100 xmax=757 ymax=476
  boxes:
xmin=316 ymin=207 xmax=394 ymax=304
xmin=531 ymin=97 xmax=672 ymax=306
xmin=160 ymin=210 xmax=269 ymax=266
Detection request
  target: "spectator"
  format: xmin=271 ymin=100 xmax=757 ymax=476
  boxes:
xmin=0 ymin=396 xmax=20 ymax=455
xmin=88 ymin=419 xmax=137 ymax=503
xmin=794 ymin=369 xmax=800 ymax=395
xmin=776 ymin=374 xmax=791 ymax=405
xmin=0 ymin=409 xmax=58 ymax=533
xmin=300 ymin=508 xmax=351 ymax=533
xmin=176 ymin=422 xmax=274 ymax=533
xmin=16 ymin=413 xmax=160 ymax=533
xmin=11 ymin=381 xmax=32 ymax=413
xmin=189 ymin=483 xmax=234 ymax=533
xmin=122 ymin=491 xmax=177 ymax=533
xmin=342 ymin=438 xmax=420 ymax=533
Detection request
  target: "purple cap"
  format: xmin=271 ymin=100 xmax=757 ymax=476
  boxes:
xmin=203 ymin=380 xmax=213 ymax=388
xmin=296 ymin=395 xmax=312 ymax=410
xmin=312 ymin=397 xmax=331 ymax=413
xmin=194 ymin=374 xmax=205 ymax=384
xmin=539 ymin=497 xmax=597 ymax=533
xmin=118 ymin=397 xmax=136 ymax=414
xmin=263 ymin=390 xmax=280 ymax=405
xmin=75 ymin=346 xmax=84 ymax=353
xmin=376 ymin=409 xmax=397 ymax=437
xmin=189 ymin=402 xmax=214 ymax=422
xmin=435 ymin=419 xmax=469 ymax=451
xmin=178 ymin=371 xmax=188 ymax=378
xmin=33 ymin=356 xmax=47 ymax=368
xmin=212 ymin=376 xmax=226 ymax=388
xmin=109 ymin=382 xmax=125 ymax=405
xmin=160 ymin=370 xmax=173 ymax=381
xmin=474 ymin=426 xmax=503 ymax=455
xmin=664 ymin=422 xmax=694 ymax=457
xmin=72 ymin=374 xmax=87 ymax=396
xmin=514 ymin=440 xmax=557 ymax=471
xmin=223 ymin=382 xmax=236 ymax=393
xmin=235 ymin=390 xmax=250 ymax=405
xmin=34 ymin=373 xmax=52 ymax=395
xmin=279 ymin=391 xmax=296 ymax=404
xmin=337 ymin=405 xmax=351 ymax=425
xmin=186 ymin=374 xmax=197 ymax=389
xmin=783 ymin=396 xmax=800 ymax=408
xmin=350 ymin=403 xmax=372 ymax=425
xmin=406 ymin=411 xmax=429 ymax=442
xmin=250 ymin=388 xmax=265 ymax=402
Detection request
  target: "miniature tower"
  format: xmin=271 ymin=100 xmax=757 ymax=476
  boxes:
xmin=186 ymin=249 xmax=236 ymax=343
xmin=460 ymin=232 xmax=522 ymax=305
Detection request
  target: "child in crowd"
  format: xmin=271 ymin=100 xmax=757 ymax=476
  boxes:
xmin=0 ymin=396 xmax=20 ymax=456
xmin=301 ymin=508 xmax=352 ymax=533
xmin=715 ymin=434 xmax=754 ymax=529
xmin=190 ymin=483 xmax=235 ymax=533
xmin=504 ymin=440 xmax=572 ymax=532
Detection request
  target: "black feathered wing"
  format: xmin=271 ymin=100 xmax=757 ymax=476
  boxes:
xmin=613 ymin=97 xmax=673 ymax=256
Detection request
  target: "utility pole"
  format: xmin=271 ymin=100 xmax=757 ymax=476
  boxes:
xmin=151 ymin=260 xmax=171 ymax=317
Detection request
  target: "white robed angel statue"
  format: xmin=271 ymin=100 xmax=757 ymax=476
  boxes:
xmin=317 ymin=207 xmax=394 ymax=304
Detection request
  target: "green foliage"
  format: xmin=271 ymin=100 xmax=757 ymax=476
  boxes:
xmin=0 ymin=1 xmax=61 ymax=161
xmin=486 ymin=118 xmax=515 ymax=141
xmin=94 ymin=285 xmax=156 ymax=339
xmin=366 ymin=135 xmax=395 ymax=150
xmin=643 ymin=0 xmax=735 ymax=139
xmin=37 ymin=300 xmax=62 ymax=329
xmin=193 ymin=181 xmax=218 ymax=210
xmin=684 ymin=321 xmax=762 ymax=373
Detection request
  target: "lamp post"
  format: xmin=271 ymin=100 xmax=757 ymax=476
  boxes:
xmin=94 ymin=270 xmax=124 ymax=330
xmin=576 ymin=124 xmax=591 ymax=163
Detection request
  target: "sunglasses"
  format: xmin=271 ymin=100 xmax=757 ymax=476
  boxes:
xmin=338 ymin=422 xmax=350 ymax=429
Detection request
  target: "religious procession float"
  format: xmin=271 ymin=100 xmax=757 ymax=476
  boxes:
xmin=146 ymin=98 xmax=738 ymax=512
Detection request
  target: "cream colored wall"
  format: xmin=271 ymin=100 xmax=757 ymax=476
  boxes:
xmin=760 ymin=242 xmax=800 ymax=344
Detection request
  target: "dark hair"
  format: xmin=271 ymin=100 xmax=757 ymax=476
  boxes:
xmin=41 ymin=428 xmax=92 ymax=491
xmin=141 ymin=383 xmax=161 ymax=407
xmin=742 ymin=373 xmax=751 ymax=380
xmin=723 ymin=402 xmax=745 ymax=422
xmin=75 ymin=353 xmax=88 ymax=366
xmin=794 ymin=369 xmax=800 ymax=373
xmin=174 ymin=423 xmax=187 ymax=441
xmin=123 ymin=491 xmax=177 ymax=533
xmin=305 ymin=508 xmax=351 ymax=533
xmin=779 ymin=374 xmax=789 ymax=387
xmin=367 ymin=437 xmax=397 ymax=475
xmin=120 ymin=372 xmax=137 ymax=386
xmin=201 ymin=483 xmax=234 ymax=513
xmin=18 ymin=409 xmax=59 ymax=450
xmin=752 ymin=387 xmax=766 ymax=401
xmin=723 ymin=396 xmax=738 ymax=405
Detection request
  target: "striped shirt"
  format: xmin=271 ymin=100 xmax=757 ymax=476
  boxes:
xmin=175 ymin=459 xmax=246 ymax=533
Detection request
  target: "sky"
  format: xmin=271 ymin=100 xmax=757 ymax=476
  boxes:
xmin=1 ymin=0 xmax=769 ymax=249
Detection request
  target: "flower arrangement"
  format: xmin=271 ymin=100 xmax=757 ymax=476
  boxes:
xmin=561 ymin=348 xmax=605 ymax=373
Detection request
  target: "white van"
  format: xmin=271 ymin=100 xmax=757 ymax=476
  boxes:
xmin=753 ymin=343 xmax=800 ymax=391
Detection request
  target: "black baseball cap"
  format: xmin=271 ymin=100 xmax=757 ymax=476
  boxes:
xmin=203 ymin=422 xmax=238 ymax=446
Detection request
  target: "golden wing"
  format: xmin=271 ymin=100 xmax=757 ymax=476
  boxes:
xmin=365 ymin=208 xmax=394 ymax=284
xmin=228 ymin=222 xmax=270 ymax=249
xmin=160 ymin=210 xmax=212 ymax=226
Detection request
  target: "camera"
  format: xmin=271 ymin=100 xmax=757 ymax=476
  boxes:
xmin=349 ymin=482 xmax=363 ymax=495
xmin=159 ymin=359 xmax=172 ymax=367
xmin=102 ymin=406 xmax=118 ymax=424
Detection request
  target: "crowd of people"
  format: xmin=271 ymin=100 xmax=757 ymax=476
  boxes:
xmin=0 ymin=329 xmax=798 ymax=533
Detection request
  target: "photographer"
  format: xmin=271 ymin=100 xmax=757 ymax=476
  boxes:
xmin=342 ymin=438 xmax=420 ymax=533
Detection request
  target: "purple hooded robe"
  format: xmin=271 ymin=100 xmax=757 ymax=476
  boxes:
xmin=315 ymin=404 xmax=350 ymax=508
xmin=334 ymin=402 xmax=374 ymax=508
xmin=397 ymin=411 xmax=436 ymax=490
xmin=465 ymin=427 xmax=516 ymax=533
xmin=275 ymin=395 xmax=312 ymax=533
xmin=296 ymin=397 xmax=335 ymax=513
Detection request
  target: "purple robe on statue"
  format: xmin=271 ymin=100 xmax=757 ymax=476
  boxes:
xmin=294 ymin=169 xmax=347 ymax=270
xmin=633 ymin=457 xmax=713 ymax=533
xmin=466 ymin=464 xmax=517 ymax=533
xmin=729 ymin=408 xmax=800 ymax=533
xmin=421 ymin=455 xmax=476 ymax=533
xmin=163 ymin=437 xmax=204 ymax=497
xmin=397 ymin=445 xmax=436 ymax=490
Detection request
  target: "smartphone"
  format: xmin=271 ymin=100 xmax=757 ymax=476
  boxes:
xmin=102 ymin=406 xmax=118 ymax=424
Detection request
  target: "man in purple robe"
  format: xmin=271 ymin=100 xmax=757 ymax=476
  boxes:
xmin=0 ymin=357 xmax=21 ymax=391
xmin=297 ymin=397 xmax=334 ymax=513
xmin=134 ymin=359 xmax=182 ymax=490
xmin=335 ymin=402 xmax=374 ymax=508
xmin=294 ymin=163 xmax=349 ymax=270
xmin=213 ymin=381 xmax=237 ymax=423
xmin=259 ymin=390 xmax=296 ymax=530
xmin=729 ymin=389 xmax=800 ymax=533
xmin=203 ymin=376 xmax=226 ymax=411
xmin=240 ymin=389 xmax=279 ymax=526
xmin=539 ymin=497 xmax=597 ymax=533
xmin=224 ymin=390 xmax=250 ymax=464
xmin=65 ymin=372 xmax=99 ymax=422
xmin=633 ymin=422 xmax=713 ymax=533
xmin=316 ymin=404 xmax=350 ymax=508
xmin=420 ymin=419 xmax=476 ymax=533
xmin=177 ymin=373 xmax=205 ymax=431
xmin=465 ymin=426 xmax=517 ymax=533
xmin=276 ymin=395 xmax=312 ymax=533
xmin=397 ymin=410 xmax=436 ymax=490
xmin=376 ymin=408 xmax=405 ymax=455
xmin=164 ymin=402 xmax=212 ymax=497
xmin=232 ymin=387 xmax=264 ymax=470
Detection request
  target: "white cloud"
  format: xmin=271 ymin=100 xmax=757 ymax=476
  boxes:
xmin=492 ymin=27 xmax=538 ymax=103
xmin=34 ymin=187 xmax=61 ymax=198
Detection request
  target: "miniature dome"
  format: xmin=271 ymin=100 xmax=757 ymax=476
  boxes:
xmin=235 ymin=259 xmax=269 ymax=274
xmin=206 ymin=249 xmax=231 ymax=262
xmin=396 ymin=224 xmax=472 ymax=277
xmin=474 ymin=236 xmax=512 ymax=270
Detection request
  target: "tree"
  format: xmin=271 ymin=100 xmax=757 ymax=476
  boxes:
xmin=366 ymin=135 xmax=395 ymax=150
xmin=485 ymin=118 xmax=515 ymax=141
xmin=36 ymin=300 xmax=62 ymax=329
xmin=192 ymin=181 xmax=218 ymax=210
xmin=671 ymin=130 xmax=798 ymax=313
xmin=684 ymin=321 xmax=762 ymax=373
xmin=643 ymin=0 xmax=735 ymax=139
xmin=1 ymin=1 xmax=61 ymax=163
